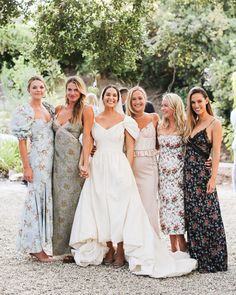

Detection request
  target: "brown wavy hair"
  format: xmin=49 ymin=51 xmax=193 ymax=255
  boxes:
xmin=65 ymin=76 xmax=87 ymax=125
xmin=186 ymin=86 xmax=214 ymax=138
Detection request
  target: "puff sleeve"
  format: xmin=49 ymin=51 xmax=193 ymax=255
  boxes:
xmin=42 ymin=101 xmax=55 ymax=118
xmin=11 ymin=104 xmax=34 ymax=140
xmin=123 ymin=115 xmax=139 ymax=140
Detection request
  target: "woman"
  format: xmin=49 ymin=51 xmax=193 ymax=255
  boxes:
xmin=11 ymin=76 xmax=54 ymax=262
xmin=70 ymin=85 xmax=197 ymax=278
xmin=158 ymin=93 xmax=187 ymax=252
xmin=126 ymin=86 xmax=160 ymax=235
xmin=52 ymin=76 xmax=94 ymax=261
xmin=86 ymin=92 xmax=99 ymax=115
xmin=184 ymin=86 xmax=227 ymax=272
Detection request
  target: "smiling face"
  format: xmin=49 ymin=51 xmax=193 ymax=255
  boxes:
xmin=131 ymin=90 xmax=146 ymax=113
xmin=28 ymin=80 xmax=45 ymax=100
xmin=161 ymin=98 xmax=174 ymax=119
xmin=66 ymin=82 xmax=81 ymax=104
xmin=190 ymin=92 xmax=209 ymax=116
xmin=103 ymin=87 xmax=119 ymax=108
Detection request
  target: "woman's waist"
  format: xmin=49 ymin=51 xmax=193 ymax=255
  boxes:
xmin=95 ymin=146 xmax=124 ymax=154
xmin=134 ymin=149 xmax=158 ymax=157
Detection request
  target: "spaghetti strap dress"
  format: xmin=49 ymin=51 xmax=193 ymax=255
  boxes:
xmin=132 ymin=121 xmax=160 ymax=235
xmin=184 ymin=125 xmax=227 ymax=272
xmin=52 ymin=115 xmax=84 ymax=256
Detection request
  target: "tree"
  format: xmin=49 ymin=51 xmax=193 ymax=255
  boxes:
xmin=33 ymin=0 xmax=154 ymax=76
xmin=0 ymin=0 xmax=19 ymax=26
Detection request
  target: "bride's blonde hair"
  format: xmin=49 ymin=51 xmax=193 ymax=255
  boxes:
xmin=161 ymin=93 xmax=188 ymax=142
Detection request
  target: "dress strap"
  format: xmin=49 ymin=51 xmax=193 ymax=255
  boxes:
xmin=206 ymin=118 xmax=215 ymax=129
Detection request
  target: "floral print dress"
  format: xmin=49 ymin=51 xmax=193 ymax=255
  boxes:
xmin=184 ymin=128 xmax=227 ymax=272
xmin=11 ymin=103 xmax=54 ymax=253
xmin=158 ymin=135 xmax=185 ymax=235
xmin=52 ymin=118 xmax=84 ymax=256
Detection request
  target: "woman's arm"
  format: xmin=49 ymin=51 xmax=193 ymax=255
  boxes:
xmin=152 ymin=113 xmax=160 ymax=128
xmin=125 ymin=130 xmax=135 ymax=166
xmin=80 ymin=105 xmax=94 ymax=177
xmin=207 ymin=120 xmax=222 ymax=193
xmin=19 ymin=139 xmax=33 ymax=183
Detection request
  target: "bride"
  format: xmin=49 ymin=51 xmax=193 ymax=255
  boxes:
xmin=69 ymin=85 xmax=197 ymax=278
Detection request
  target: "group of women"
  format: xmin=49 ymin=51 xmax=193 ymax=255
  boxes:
xmin=11 ymin=75 xmax=228 ymax=278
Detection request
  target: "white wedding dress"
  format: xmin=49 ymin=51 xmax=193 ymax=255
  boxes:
xmin=70 ymin=115 xmax=197 ymax=278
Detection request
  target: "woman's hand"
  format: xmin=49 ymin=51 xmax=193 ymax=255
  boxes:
xmin=205 ymin=157 xmax=212 ymax=169
xmin=79 ymin=164 xmax=90 ymax=178
xmin=23 ymin=166 xmax=33 ymax=183
xmin=207 ymin=176 xmax=216 ymax=194
xmin=90 ymin=145 xmax=96 ymax=157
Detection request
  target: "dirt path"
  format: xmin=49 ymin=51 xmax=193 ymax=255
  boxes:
xmin=0 ymin=181 xmax=235 ymax=295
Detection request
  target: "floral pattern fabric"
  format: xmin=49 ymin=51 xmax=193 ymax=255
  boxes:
xmin=11 ymin=103 xmax=54 ymax=253
xmin=184 ymin=129 xmax=227 ymax=272
xmin=158 ymin=135 xmax=185 ymax=235
xmin=52 ymin=119 xmax=84 ymax=255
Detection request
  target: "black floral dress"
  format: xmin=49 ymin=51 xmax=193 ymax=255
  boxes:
xmin=184 ymin=128 xmax=227 ymax=273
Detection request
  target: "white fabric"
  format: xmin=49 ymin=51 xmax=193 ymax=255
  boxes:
xmin=231 ymin=109 xmax=236 ymax=149
xmin=70 ymin=115 xmax=197 ymax=278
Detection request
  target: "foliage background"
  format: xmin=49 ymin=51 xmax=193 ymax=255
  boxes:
xmin=0 ymin=0 xmax=236 ymax=170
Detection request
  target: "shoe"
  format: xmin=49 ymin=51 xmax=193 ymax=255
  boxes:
xmin=113 ymin=257 xmax=125 ymax=268
xmin=63 ymin=255 xmax=75 ymax=264
xmin=30 ymin=253 xmax=53 ymax=263
xmin=103 ymin=249 xmax=115 ymax=266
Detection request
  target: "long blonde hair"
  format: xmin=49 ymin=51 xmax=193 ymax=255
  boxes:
xmin=186 ymin=86 xmax=214 ymax=138
xmin=161 ymin=93 xmax=188 ymax=142
xmin=126 ymin=86 xmax=147 ymax=117
xmin=65 ymin=76 xmax=86 ymax=125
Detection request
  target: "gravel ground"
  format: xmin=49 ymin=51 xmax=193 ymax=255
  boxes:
xmin=0 ymin=180 xmax=235 ymax=295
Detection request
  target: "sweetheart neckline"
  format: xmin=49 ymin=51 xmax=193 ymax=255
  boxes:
xmin=94 ymin=119 xmax=124 ymax=130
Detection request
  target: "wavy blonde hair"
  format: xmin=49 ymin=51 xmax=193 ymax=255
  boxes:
xmin=27 ymin=76 xmax=46 ymax=91
xmin=86 ymin=92 xmax=98 ymax=107
xmin=65 ymin=76 xmax=87 ymax=125
xmin=161 ymin=93 xmax=188 ymax=142
xmin=126 ymin=86 xmax=147 ymax=117
xmin=186 ymin=86 xmax=214 ymax=138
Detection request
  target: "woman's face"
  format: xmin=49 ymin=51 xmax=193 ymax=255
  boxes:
xmin=103 ymin=87 xmax=118 ymax=108
xmin=28 ymin=80 xmax=45 ymax=100
xmin=191 ymin=93 xmax=208 ymax=116
xmin=66 ymin=82 xmax=81 ymax=104
xmin=161 ymin=98 xmax=174 ymax=119
xmin=131 ymin=90 xmax=146 ymax=113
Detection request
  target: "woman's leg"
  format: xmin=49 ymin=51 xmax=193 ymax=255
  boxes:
xmin=170 ymin=235 xmax=178 ymax=252
xmin=114 ymin=242 xmax=125 ymax=267
xmin=177 ymin=234 xmax=187 ymax=252
xmin=103 ymin=241 xmax=115 ymax=264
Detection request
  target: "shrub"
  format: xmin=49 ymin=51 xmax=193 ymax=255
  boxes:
xmin=0 ymin=140 xmax=22 ymax=176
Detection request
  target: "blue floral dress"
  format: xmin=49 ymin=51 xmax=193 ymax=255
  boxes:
xmin=11 ymin=102 xmax=54 ymax=254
